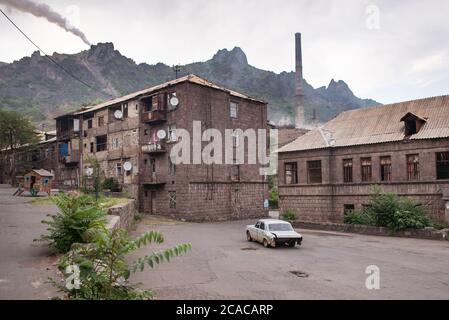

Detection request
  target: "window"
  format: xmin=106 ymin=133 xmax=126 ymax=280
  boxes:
xmin=167 ymin=92 xmax=178 ymax=111
xmin=168 ymin=125 xmax=177 ymax=142
xmin=307 ymin=160 xmax=322 ymax=184
xmin=232 ymin=165 xmax=240 ymax=181
xmin=98 ymin=116 xmax=104 ymax=127
xmin=168 ymin=157 xmax=176 ymax=176
xmin=169 ymin=191 xmax=176 ymax=209
xmin=42 ymin=178 xmax=49 ymax=186
xmin=284 ymin=162 xmax=298 ymax=185
xmin=115 ymin=162 xmax=122 ymax=176
xmin=87 ymin=119 xmax=93 ymax=129
xmin=343 ymin=159 xmax=353 ymax=183
xmin=96 ymin=135 xmax=107 ymax=152
xmin=361 ymin=157 xmax=372 ymax=182
xmin=230 ymin=102 xmax=238 ymax=118
xmin=111 ymin=137 xmax=119 ymax=150
xmin=150 ymin=158 xmax=156 ymax=173
xmin=259 ymin=222 xmax=265 ymax=230
xmin=404 ymin=120 xmax=417 ymax=136
xmin=122 ymin=103 xmax=128 ymax=118
xmin=344 ymin=204 xmax=355 ymax=215
xmin=380 ymin=156 xmax=392 ymax=181
xmin=436 ymin=152 xmax=449 ymax=180
xmin=90 ymin=142 xmax=94 ymax=153
xmin=144 ymin=129 xmax=149 ymax=135
xmin=407 ymin=154 xmax=420 ymax=180
xmin=83 ymin=131 xmax=87 ymax=138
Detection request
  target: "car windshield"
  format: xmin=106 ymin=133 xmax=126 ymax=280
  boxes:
xmin=269 ymin=223 xmax=293 ymax=231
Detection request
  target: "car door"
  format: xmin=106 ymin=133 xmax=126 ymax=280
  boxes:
xmin=252 ymin=222 xmax=260 ymax=240
xmin=257 ymin=222 xmax=265 ymax=242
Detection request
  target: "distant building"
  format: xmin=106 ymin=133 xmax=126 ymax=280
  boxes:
xmin=54 ymin=75 xmax=269 ymax=221
xmin=278 ymin=95 xmax=449 ymax=224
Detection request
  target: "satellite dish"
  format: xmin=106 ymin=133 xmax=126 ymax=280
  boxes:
xmin=86 ymin=168 xmax=94 ymax=176
xmin=114 ymin=110 xmax=123 ymax=119
xmin=123 ymin=162 xmax=132 ymax=171
xmin=157 ymin=129 xmax=167 ymax=140
xmin=169 ymin=95 xmax=179 ymax=107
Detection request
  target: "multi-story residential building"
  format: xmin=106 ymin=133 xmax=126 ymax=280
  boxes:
xmin=0 ymin=130 xmax=57 ymax=185
xmin=54 ymin=75 xmax=269 ymax=221
xmin=278 ymin=95 xmax=449 ymax=224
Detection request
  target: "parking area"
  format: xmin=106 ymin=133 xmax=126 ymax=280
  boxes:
xmin=1 ymin=184 xmax=449 ymax=300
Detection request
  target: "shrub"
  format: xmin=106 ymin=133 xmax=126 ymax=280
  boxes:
xmin=343 ymin=210 xmax=375 ymax=226
xmin=102 ymin=177 xmax=121 ymax=192
xmin=268 ymin=189 xmax=279 ymax=208
xmin=38 ymin=193 xmax=106 ymax=253
xmin=53 ymin=227 xmax=191 ymax=300
xmin=344 ymin=187 xmax=433 ymax=231
xmin=281 ymin=209 xmax=297 ymax=221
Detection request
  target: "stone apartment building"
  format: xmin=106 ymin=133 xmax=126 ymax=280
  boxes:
xmin=0 ymin=130 xmax=57 ymax=185
xmin=55 ymin=74 xmax=269 ymax=221
xmin=278 ymin=95 xmax=449 ymax=224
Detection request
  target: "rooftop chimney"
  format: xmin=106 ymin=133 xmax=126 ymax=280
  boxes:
xmin=295 ymin=32 xmax=305 ymax=128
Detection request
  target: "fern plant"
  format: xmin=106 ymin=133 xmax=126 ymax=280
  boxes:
xmin=38 ymin=193 xmax=106 ymax=253
xmin=54 ymin=227 xmax=191 ymax=300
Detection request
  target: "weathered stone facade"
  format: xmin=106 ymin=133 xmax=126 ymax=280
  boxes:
xmin=54 ymin=75 xmax=269 ymax=221
xmin=278 ymin=96 xmax=449 ymax=224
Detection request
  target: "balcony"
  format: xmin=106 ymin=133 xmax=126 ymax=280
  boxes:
xmin=142 ymin=142 xmax=166 ymax=154
xmin=142 ymin=110 xmax=166 ymax=124
xmin=61 ymin=150 xmax=80 ymax=165
xmin=141 ymin=172 xmax=166 ymax=186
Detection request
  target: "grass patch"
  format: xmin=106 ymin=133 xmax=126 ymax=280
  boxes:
xmin=29 ymin=194 xmax=130 ymax=209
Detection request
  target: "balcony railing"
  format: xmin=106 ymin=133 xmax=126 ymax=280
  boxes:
xmin=142 ymin=142 xmax=166 ymax=154
xmin=141 ymin=172 xmax=166 ymax=186
xmin=142 ymin=110 xmax=166 ymax=124
xmin=61 ymin=150 xmax=80 ymax=164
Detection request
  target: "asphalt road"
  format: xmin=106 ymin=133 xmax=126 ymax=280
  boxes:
xmin=130 ymin=218 xmax=449 ymax=300
xmin=1 ymin=184 xmax=449 ymax=300
xmin=0 ymin=184 xmax=58 ymax=299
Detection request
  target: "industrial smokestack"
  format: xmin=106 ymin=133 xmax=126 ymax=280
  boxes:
xmin=0 ymin=0 xmax=91 ymax=46
xmin=295 ymin=32 xmax=305 ymax=128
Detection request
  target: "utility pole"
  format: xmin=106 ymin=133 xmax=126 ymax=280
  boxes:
xmin=172 ymin=65 xmax=181 ymax=79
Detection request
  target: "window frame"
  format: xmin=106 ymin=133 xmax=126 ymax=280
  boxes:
xmin=307 ymin=160 xmax=322 ymax=184
xmin=343 ymin=158 xmax=353 ymax=183
xmin=284 ymin=162 xmax=298 ymax=185
xmin=436 ymin=152 xmax=449 ymax=180
xmin=380 ymin=156 xmax=392 ymax=182
xmin=361 ymin=157 xmax=372 ymax=182
xmin=406 ymin=154 xmax=420 ymax=181
xmin=230 ymin=101 xmax=238 ymax=118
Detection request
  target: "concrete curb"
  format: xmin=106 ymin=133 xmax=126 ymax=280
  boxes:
xmin=292 ymin=221 xmax=449 ymax=241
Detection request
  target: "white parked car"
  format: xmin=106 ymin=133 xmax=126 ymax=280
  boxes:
xmin=246 ymin=219 xmax=303 ymax=248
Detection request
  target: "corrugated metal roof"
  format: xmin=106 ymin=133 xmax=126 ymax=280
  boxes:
xmin=279 ymin=94 xmax=449 ymax=153
xmin=63 ymin=74 xmax=265 ymax=117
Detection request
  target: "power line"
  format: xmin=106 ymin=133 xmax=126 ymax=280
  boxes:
xmin=0 ymin=8 xmax=113 ymax=99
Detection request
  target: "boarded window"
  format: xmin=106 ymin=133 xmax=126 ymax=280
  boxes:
xmin=112 ymin=138 xmax=119 ymax=150
xmin=436 ymin=152 xmax=449 ymax=180
xmin=284 ymin=162 xmax=298 ymax=185
xmin=343 ymin=159 xmax=353 ymax=183
xmin=361 ymin=157 xmax=372 ymax=182
xmin=380 ymin=156 xmax=392 ymax=181
xmin=307 ymin=160 xmax=322 ymax=184
xmin=98 ymin=116 xmax=104 ymax=127
xmin=169 ymin=191 xmax=176 ymax=209
xmin=407 ymin=154 xmax=420 ymax=180
xmin=230 ymin=102 xmax=238 ymax=118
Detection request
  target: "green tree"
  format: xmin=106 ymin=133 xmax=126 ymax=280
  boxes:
xmin=0 ymin=109 xmax=38 ymax=184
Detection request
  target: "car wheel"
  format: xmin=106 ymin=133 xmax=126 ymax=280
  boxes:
xmin=246 ymin=231 xmax=252 ymax=242
xmin=263 ymin=238 xmax=269 ymax=248
xmin=288 ymin=240 xmax=296 ymax=247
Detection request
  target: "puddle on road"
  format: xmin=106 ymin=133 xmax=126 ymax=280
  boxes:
xmin=241 ymin=247 xmax=258 ymax=251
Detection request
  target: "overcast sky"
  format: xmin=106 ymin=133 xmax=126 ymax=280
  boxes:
xmin=1 ymin=0 xmax=448 ymax=104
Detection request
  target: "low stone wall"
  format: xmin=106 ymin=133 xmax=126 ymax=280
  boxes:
xmin=292 ymin=220 xmax=449 ymax=241
xmin=106 ymin=200 xmax=136 ymax=229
